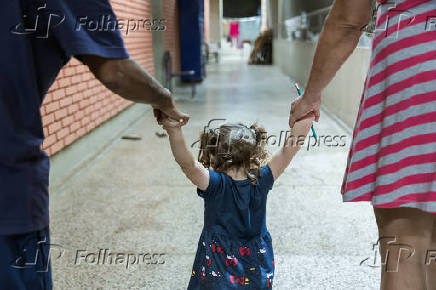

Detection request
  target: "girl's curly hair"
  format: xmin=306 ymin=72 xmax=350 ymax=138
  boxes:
xmin=198 ymin=123 xmax=268 ymax=185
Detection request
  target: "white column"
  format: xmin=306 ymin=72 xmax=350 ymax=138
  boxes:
xmin=208 ymin=0 xmax=223 ymax=45
xmin=261 ymin=0 xmax=268 ymax=31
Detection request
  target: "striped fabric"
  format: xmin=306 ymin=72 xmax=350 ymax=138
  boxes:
xmin=341 ymin=0 xmax=436 ymax=212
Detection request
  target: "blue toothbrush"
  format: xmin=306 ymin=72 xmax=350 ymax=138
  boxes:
xmin=294 ymin=82 xmax=318 ymax=139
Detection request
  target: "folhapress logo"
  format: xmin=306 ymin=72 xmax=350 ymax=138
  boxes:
xmin=11 ymin=3 xmax=65 ymax=39
xmin=11 ymin=236 xmax=65 ymax=273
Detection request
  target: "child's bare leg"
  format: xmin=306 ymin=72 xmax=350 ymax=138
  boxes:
xmin=373 ymin=207 xmax=433 ymax=290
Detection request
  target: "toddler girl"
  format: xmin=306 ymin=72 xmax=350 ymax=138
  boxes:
xmin=159 ymin=113 xmax=314 ymax=289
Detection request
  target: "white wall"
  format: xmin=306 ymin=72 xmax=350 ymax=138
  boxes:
xmin=273 ymin=39 xmax=371 ymax=128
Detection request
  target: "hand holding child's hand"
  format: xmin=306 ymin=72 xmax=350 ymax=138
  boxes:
xmin=154 ymin=109 xmax=183 ymax=131
xmin=152 ymin=89 xmax=190 ymax=127
xmin=153 ymin=107 xmax=189 ymax=128
xmin=289 ymin=94 xmax=320 ymax=128
xmin=291 ymin=112 xmax=315 ymax=138
xmin=162 ymin=117 xmax=182 ymax=130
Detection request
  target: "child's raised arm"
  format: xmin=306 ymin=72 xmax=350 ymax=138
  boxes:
xmin=268 ymin=114 xmax=315 ymax=181
xmin=161 ymin=117 xmax=210 ymax=191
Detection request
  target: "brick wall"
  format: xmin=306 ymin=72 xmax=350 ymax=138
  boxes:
xmin=41 ymin=0 xmax=154 ymax=156
xmin=162 ymin=0 xmax=181 ymax=72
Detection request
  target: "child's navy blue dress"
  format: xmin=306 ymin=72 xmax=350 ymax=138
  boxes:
xmin=188 ymin=165 xmax=275 ymax=289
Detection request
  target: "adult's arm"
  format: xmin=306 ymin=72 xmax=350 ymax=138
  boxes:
xmin=82 ymin=55 xmax=189 ymax=125
xmin=289 ymin=0 xmax=372 ymax=128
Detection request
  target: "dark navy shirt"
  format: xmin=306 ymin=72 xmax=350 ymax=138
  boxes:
xmin=198 ymin=165 xmax=275 ymax=240
xmin=0 ymin=0 xmax=129 ymax=235
xmin=189 ymin=166 xmax=275 ymax=289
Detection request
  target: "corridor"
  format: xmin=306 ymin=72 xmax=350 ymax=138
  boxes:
xmin=50 ymin=49 xmax=380 ymax=289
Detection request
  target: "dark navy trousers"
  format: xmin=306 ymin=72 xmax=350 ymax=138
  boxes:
xmin=0 ymin=227 xmax=52 ymax=290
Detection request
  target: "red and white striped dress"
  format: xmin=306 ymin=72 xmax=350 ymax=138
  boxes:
xmin=341 ymin=0 xmax=436 ymax=212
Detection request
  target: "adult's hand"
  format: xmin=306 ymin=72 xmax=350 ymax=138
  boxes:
xmin=153 ymin=88 xmax=190 ymax=126
xmin=289 ymin=93 xmax=321 ymax=128
xmin=159 ymin=105 xmax=190 ymax=126
xmin=153 ymin=105 xmax=189 ymax=127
